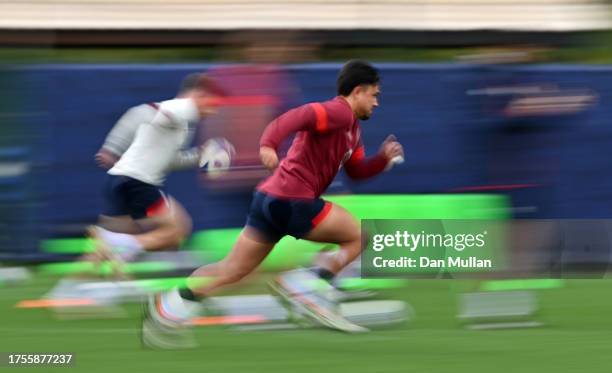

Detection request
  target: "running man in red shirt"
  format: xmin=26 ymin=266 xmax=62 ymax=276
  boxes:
xmin=142 ymin=60 xmax=404 ymax=347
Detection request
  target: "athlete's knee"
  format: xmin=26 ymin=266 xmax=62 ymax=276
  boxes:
xmin=156 ymin=221 xmax=185 ymax=247
xmin=163 ymin=219 xmax=189 ymax=247
xmin=157 ymin=212 xmax=191 ymax=247
xmin=173 ymin=205 xmax=193 ymax=237
xmin=175 ymin=217 xmax=192 ymax=241
xmin=143 ymin=222 xmax=185 ymax=250
xmin=168 ymin=197 xmax=192 ymax=236
xmin=165 ymin=231 xmax=184 ymax=249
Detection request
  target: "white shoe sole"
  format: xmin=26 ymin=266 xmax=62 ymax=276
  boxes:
xmin=269 ymin=279 xmax=368 ymax=333
xmin=141 ymin=295 xmax=197 ymax=350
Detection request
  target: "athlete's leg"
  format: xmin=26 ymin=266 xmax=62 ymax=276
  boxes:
xmin=130 ymin=196 xmax=193 ymax=251
xmin=304 ymin=203 xmax=363 ymax=275
xmin=270 ymin=202 xmax=368 ymax=333
xmin=185 ymin=226 xmax=275 ymax=297
xmin=92 ymin=196 xmax=192 ymax=262
xmin=97 ymin=215 xmax=141 ymax=234
xmin=143 ymin=225 xmax=275 ymax=346
xmin=178 ymin=191 xmax=280 ymax=297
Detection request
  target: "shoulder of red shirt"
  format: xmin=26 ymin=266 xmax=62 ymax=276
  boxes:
xmin=309 ymin=96 xmax=357 ymax=131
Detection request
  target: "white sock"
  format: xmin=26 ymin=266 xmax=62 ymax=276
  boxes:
xmin=159 ymin=287 xmax=202 ymax=323
xmin=96 ymin=227 xmax=144 ymax=260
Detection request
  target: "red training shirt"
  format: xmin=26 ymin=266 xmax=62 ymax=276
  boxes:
xmin=258 ymin=96 xmax=388 ymax=199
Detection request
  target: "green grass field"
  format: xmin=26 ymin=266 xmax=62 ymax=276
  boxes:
xmin=2 ymin=275 xmax=611 ymax=373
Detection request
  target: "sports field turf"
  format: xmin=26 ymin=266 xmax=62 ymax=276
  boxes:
xmin=1 ymin=275 xmax=611 ymax=373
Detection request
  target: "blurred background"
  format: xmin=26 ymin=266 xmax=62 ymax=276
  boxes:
xmin=0 ymin=1 xmax=611 ymax=372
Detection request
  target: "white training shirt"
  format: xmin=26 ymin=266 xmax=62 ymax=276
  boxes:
xmin=102 ymin=103 xmax=158 ymax=157
xmin=108 ymin=98 xmax=199 ymax=186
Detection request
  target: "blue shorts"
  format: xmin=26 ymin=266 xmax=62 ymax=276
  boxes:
xmin=102 ymin=175 xmax=169 ymax=220
xmin=246 ymin=191 xmax=332 ymax=242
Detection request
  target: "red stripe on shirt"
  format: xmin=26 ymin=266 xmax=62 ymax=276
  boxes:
xmin=310 ymin=103 xmax=328 ymax=133
xmin=347 ymin=146 xmax=365 ymax=165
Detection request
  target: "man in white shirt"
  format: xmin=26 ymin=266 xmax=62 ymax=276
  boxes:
xmin=90 ymin=74 xmax=226 ymax=267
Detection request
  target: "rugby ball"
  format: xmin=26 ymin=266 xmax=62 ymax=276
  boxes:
xmin=200 ymin=137 xmax=235 ymax=177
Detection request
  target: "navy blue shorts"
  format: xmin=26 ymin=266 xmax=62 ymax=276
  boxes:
xmin=246 ymin=191 xmax=332 ymax=242
xmin=102 ymin=175 xmax=169 ymax=220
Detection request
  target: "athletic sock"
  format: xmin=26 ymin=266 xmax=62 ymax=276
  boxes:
xmin=95 ymin=226 xmax=144 ymax=259
xmin=310 ymin=267 xmax=336 ymax=282
xmin=179 ymin=287 xmax=204 ymax=302
xmin=158 ymin=287 xmax=202 ymax=323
